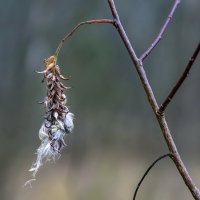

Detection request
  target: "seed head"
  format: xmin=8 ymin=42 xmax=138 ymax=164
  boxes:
xmin=29 ymin=55 xmax=74 ymax=178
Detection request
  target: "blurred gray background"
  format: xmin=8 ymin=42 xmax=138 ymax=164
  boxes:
xmin=0 ymin=0 xmax=200 ymax=199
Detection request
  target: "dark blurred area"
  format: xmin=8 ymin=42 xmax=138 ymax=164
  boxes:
xmin=0 ymin=0 xmax=200 ymax=199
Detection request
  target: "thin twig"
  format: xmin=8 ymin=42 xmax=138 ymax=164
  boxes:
xmin=107 ymin=0 xmax=200 ymax=199
xmin=133 ymin=154 xmax=173 ymax=200
xmin=159 ymin=41 xmax=200 ymax=113
xmin=140 ymin=0 xmax=180 ymax=61
xmin=108 ymin=0 xmax=158 ymax=111
xmin=55 ymin=19 xmax=114 ymax=58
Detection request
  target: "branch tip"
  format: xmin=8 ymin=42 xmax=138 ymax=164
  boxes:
xmin=159 ymin=41 xmax=200 ymax=112
xmin=140 ymin=0 xmax=180 ymax=61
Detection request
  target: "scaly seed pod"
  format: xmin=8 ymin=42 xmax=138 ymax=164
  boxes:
xmin=29 ymin=55 xmax=74 ymax=178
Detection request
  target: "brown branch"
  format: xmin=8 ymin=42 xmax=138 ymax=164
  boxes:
xmin=159 ymin=41 xmax=200 ymax=113
xmin=133 ymin=154 xmax=173 ymax=200
xmin=107 ymin=0 xmax=200 ymax=199
xmin=140 ymin=0 xmax=180 ymax=61
xmin=55 ymin=19 xmax=114 ymax=58
xmin=108 ymin=0 xmax=159 ymax=113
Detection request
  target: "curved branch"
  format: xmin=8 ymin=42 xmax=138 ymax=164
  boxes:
xmin=159 ymin=41 xmax=200 ymax=113
xmin=133 ymin=154 xmax=173 ymax=200
xmin=140 ymin=0 xmax=180 ymax=61
xmin=55 ymin=19 xmax=114 ymax=58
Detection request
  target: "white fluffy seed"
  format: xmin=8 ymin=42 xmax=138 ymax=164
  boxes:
xmin=38 ymin=124 xmax=48 ymax=140
xmin=64 ymin=112 xmax=74 ymax=133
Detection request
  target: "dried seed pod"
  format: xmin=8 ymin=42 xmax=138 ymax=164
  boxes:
xmin=29 ymin=55 xmax=74 ymax=178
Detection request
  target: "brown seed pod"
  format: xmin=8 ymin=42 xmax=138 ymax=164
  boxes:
xmin=29 ymin=55 xmax=74 ymax=178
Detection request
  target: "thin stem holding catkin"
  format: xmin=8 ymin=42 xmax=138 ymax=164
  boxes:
xmin=55 ymin=19 xmax=114 ymax=58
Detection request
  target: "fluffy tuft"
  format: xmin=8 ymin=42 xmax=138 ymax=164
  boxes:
xmin=28 ymin=55 xmax=74 ymax=181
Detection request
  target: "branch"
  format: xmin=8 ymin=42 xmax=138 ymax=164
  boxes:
xmin=55 ymin=19 xmax=114 ymax=58
xmin=108 ymin=0 xmax=158 ymax=112
xmin=133 ymin=154 xmax=173 ymax=200
xmin=107 ymin=0 xmax=200 ymax=199
xmin=140 ymin=0 xmax=180 ymax=61
xmin=159 ymin=41 xmax=200 ymax=113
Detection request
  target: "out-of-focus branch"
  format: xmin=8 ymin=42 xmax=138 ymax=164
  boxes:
xmin=133 ymin=154 xmax=173 ymax=200
xmin=140 ymin=0 xmax=180 ymax=61
xmin=55 ymin=19 xmax=114 ymax=58
xmin=159 ymin=41 xmax=200 ymax=113
xmin=107 ymin=0 xmax=200 ymax=199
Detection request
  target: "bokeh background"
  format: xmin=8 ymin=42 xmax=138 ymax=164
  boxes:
xmin=0 ymin=0 xmax=200 ymax=199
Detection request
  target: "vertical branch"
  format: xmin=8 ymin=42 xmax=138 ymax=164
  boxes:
xmin=107 ymin=0 xmax=200 ymax=199
xmin=108 ymin=0 xmax=159 ymax=113
xmin=51 ymin=1 xmax=200 ymax=199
